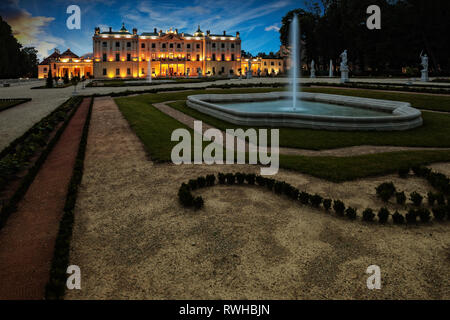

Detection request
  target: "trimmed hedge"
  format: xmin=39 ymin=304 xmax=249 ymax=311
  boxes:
xmin=45 ymin=97 xmax=93 ymax=300
xmin=177 ymin=171 xmax=450 ymax=225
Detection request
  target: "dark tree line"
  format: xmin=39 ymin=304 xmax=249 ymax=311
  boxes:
xmin=0 ymin=16 xmax=38 ymax=79
xmin=280 ymin=0 xmax=450 ymax=76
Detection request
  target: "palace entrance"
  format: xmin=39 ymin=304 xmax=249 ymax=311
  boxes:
xmin=160 ymin=63 xmax=185 ymax=77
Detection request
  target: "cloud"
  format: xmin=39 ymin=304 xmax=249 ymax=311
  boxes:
xmin=265 ymin=24 xmax=280 ymax=32
xmin=0 ymin=0 xmax=63 ymax=60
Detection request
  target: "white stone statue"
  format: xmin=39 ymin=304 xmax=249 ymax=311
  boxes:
xmin=420 ymin=52 xmax=429 ymax=82
xmin=310 ymin=60 xmax=316 ymax=78
xmin=329 ymin=59 xmax=333 ymax=77
xmin=247 ymin=60 xmax=252 ymax=79
xmin=340 ymin=49 xmax=349 ymax=83
xmin=257 ymin=67 xmax=261 ymax=77
xmin=198 ymin=67 xmax=202 ymax=78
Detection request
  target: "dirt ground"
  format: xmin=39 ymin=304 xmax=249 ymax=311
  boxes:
xmin=66 ymin=97 xmax=449 ymax=300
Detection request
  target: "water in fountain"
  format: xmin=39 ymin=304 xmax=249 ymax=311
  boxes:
xmin=290 ymin=14 xmax=300 ymax=110
xmin=147 ymin=58 xmax=152 ymax=83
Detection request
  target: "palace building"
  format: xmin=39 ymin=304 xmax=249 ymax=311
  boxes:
xmin=93 ymin=24 xmax=242 ymax=78
xmin=38 ymin=49 xmax=93 ymax=79
xmin=39 ymin=23 xmax=284 ymax=80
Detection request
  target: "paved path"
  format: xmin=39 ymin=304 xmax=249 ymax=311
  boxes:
xmin=153 ymin=100 xmax=450 ymax=157
xmin=0 ymin=97 xmax=91 ymax=299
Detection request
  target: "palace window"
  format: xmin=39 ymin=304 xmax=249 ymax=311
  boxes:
xmin=103 ymin=68 xmax=107 ymax=75
xmin=221 ymin=54 xmax=225 ymax=61
xmin=231 ymin=43 xmax=235 ymax=49
xmin=152 ymin=43 xmax=156 ymax=48
xmin=162 ymin=43 xmax=166 ymax=48
xmin=221 ymin=43 xmax=225 ymax=49
xmin=141 ymin=43 xmax=145 ymax=48
xmin=212 ymin=54 xmax=216 ymax=61
xmin=196 ymin=44 xmax=200 ymax=49
xmin=116 ymin=68 xmax=120 ymax=75
xmin=177 ymin=43 xmax=181 ymax=49
xmin=271 ymin=61 xmax=274 ymax=66
xmin=169 ymin=43 xmax=174 ymax=48
xmin=116 ymin=53 xmax=120 ymax=61
xmin=212 ymin=43 xmax=216 ymax=48
xmin=127 ymin=53 xmax=131 ymax=61
xmin=221 ymin=67 xmax=225 ymax=73
xmin=127 ymin=42 xmax=131 ymax=48
xmin=102 ymin=42 xmax=107 ymax=47
xmin=103 ymin=53 xmax=107 ymax=62
xmin=43 ymin=68 xmax=47 ymax=72
xmin=115 ymin=42 xmax=120 ymax=48
xmin=141 ymin=68 xmax=145 ymax=74
xmin=196 ymin=54 xmax=200 ymax=61
xmin=127 ymin=68 xmax=131 ymax=75
xmin=187 ymin=44 xmax=191 ymax=49
xmin=231 ymin=54 xmax=235 ymax=61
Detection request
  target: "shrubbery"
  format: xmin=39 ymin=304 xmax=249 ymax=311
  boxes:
xmin=392 ymin=211 xmax=405 ymax=224
xmin=323 ymin=199 xmax=332 ymax=211
xmin=310 ymin=194 xmax=323 ymax=208
xmin=395 ymin=191 xmax=406 ymax=205
xmin=333 ymin=200 xmax=345 ymax=216
xmin=362 ymin=208 xmax=375 ymax=222
xmin=377 ymin=208 xmax=390 ymax=224
xmin=410 ymin=192 xmax=423 ymax=207
xmin=376 ymin=182 xmax=396 ymax=202
xmin=345 ymin=207 xmax=357 ymax=220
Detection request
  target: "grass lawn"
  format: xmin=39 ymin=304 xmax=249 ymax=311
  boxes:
xmin=302 ymin=87 xmax=450 ymax=112
xmin=115 ymin=89 xmax=450 ymax=182
xmin=169 ymin=100 xmax=450 ymax=149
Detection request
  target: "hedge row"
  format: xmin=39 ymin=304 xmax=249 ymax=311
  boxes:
xmin=45 ymin=97 xmax=93 ymax=300
xmin=0 ymin=98 xmax=32 ymax=112
xmin=178 ymin=171 xmax=450 ymax=225
xmin=0 ymin=97 xmax=83 ymax=230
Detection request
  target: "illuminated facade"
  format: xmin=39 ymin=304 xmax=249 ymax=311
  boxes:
xmin=38 ymin=49 xmax=93 ymax=79
xmin=93 ymin=24 xmax=242 ymax=79
xmin=241 ymin=57 xmax=284 ymax=76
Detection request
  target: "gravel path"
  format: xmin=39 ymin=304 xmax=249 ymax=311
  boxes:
xmin=0 ymin=97 xmax=91 ymax=299
xmin=153 ymin=101 xmax=450 ymax=157
xmin=65 ymin=96 xmax=449 ymax=299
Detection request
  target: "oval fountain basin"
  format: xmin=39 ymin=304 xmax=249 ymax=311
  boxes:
xmin=186 ymin=92 xmax=423 ymax=131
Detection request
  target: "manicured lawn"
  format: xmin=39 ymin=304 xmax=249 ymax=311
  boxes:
xmin=115 ymin=90 xmax=450 ymax=182
xmin=302 ymin=87 xmax=450 ymax=112
xmin=169 ymin=100 xmax=450 ymax=149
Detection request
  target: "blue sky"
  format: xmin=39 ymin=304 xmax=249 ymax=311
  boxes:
xmin=1 ymin=0 xmax=305 ymax=61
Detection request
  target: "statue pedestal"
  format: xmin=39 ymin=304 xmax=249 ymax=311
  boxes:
xmin=341 ymin=70 xmax=349 ymax=83
xmin=310 ymin=71 xmax=316 ymax=79
xmin=421 ymin=70 xmax=429 ymax=82
xmin=246 ymin=71 xmax=252 ymax=79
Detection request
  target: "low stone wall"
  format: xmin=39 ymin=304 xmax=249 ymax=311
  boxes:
xmin=186 ymin=92 xmax=423 ymax=131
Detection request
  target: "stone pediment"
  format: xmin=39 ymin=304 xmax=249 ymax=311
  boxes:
xmin=160 ymin=33 xmax=184 ymax=41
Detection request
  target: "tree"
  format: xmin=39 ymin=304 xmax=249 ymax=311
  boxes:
xmin=63 ymin=70 xmax=69 ymax=84
xmin=46 ymin=66 xmax=53 ymax=88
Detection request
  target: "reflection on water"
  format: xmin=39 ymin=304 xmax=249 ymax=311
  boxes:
xmin=218 ymin=99 xmax=391 ymax=117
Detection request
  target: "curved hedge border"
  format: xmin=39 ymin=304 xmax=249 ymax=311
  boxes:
xmin=303 ymin=82 xmax=450 ymax=95
xmin=45 ymin=97 xmax=93 ymax=300
xmin=0 ymin=97 xmax=83 ymax=230
xmin=178 ymin=168 xmax=450 ymax=226
xmin=0 ymin=98 xmax=32 ymax=112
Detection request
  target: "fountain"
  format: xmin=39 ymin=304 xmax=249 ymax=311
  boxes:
xmin=147 ymin=58 xmax=152 ymax=83
xmin=290 ymin=14 xmax=300 ymax=110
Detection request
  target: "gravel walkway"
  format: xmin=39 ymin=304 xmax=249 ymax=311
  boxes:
xmin=153 ymin=101 xmax=450 ymax=157
xmin=0 ymin=97 xmax=91 ymax=299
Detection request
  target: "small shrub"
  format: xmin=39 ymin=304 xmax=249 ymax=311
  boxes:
xmin=274 ymin=181 xmax=284 ymax=194
xmin=405 ymin=209 xmax=417 ymax=224
xmin=333 ymin=200 xmax=345 ymax=216
xmin=256 ymin=175 xmax=266 ymax=186
xmin=395 ymin=191 xmax=406 ymax=205
xmin=193 ymin=196 xmax=204 ymax=210
xmin=392 ymin=211 xmax=405 ymax=225
xmin=376 ymin=182 xmax=396 ymax=202
xmin=412 ymin=166 xmax=431 ymax=177
xmin=432 ymin=206 xmax=446 ymax=221
xmin=178 ymin=184 xmax=194 ymax=207
xmin=417 ymin=208 xmax=431 ymax=223
xmin=435 ymin=193 xmax=446 ymax=206
xmin=410 ymin=192 xmax=423 ymax=207
xmin=206 ymin=174 xmax=215 ymax=186
xmin=218 ymin=173 xmax=226 ymax=184
xmin=323 ymin=199 xmax=332 ymax=211
xmin=197 ymin=176 xmax=206 ymax=188
xmin=398 ymin=167 xmax=410 ymax=178
xmin=299 ymin=192 xmax=310 ymax=205
xmin=310 ymin=194 xmax=323 ymax=207
xmin=266 ymin=178 xmax=275 ymax=190
xmin=225 ymin=173 xmax=235 ymax=185
xmin=362 ymin=208 xmax=375 ymax=222
xmin=245 ymin=173 xmax=256 ymax=185
xmin=235 ymin=172 xmax=245 ymax=184
xmin=345 ymin=207 xmax=357 ymax=220
xmin=188 ymin=179 xmax=198 ymax=190
xmin=427 ymin=192 xmax=436 ymax=206
xmin=377 ymin=207 xmax=390 ymax=224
